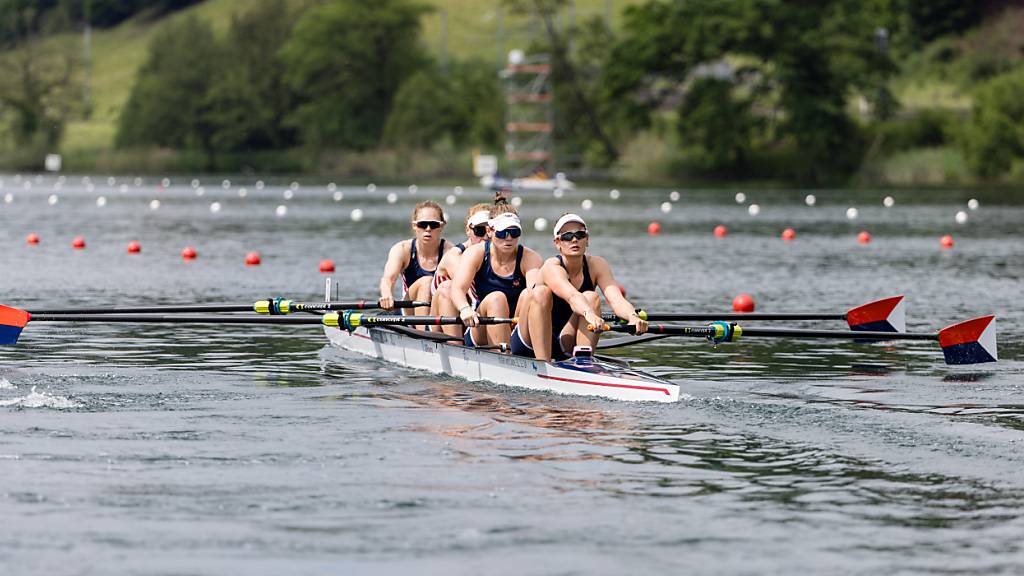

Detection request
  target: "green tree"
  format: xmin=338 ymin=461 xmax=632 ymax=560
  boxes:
xmin=281 ymin=0 xmax=429 ymax=150
xmin=960 ymin=67 xmax=1024 ymax=178
xmin=115 ymin=15 xmax=222 ymax=165
xmin=676 ymin=78 xmax=756 ymax=172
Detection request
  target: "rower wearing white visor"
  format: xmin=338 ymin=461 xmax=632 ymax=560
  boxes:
xmin=447 ymin=202 xmax=543 ymax=347
xmin=430 ymin=203 xmax=491 ymax=333
xmin=511 ymin=213 xmax=647 ymax=361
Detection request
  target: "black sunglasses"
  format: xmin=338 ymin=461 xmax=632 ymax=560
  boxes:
xmin=415 ymin=220 xmax=444 ymax=230
xmin=471 ymin=224 xmax=488 ymax=237
xmin=558 ymin=230 xmax=588 ymax=242
xmin=494 ymin=227 xmax=522 ymax=239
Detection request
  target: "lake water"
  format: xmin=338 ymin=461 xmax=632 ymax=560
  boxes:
xmin=1 ymin=175 xmax=1022 ymax=575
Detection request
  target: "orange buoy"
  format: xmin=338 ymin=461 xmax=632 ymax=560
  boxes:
xmin=245 ymin=252 xmax=261 ymax=266
xmin=857 ymin=231 xmax=871 ymax=245
xmin=781 ymin=228 xmax=796 ymax=241
xmin=319 ymin=259 xmax=335 ymax=273
xmin=732 ymin=293 xmax=755 ymax=312
xmin=713 ymin=225 xmax=727 ymax=238
xmin=940 ymin=234 xmax=954 ymax=249
xmin=181 ymin=246 xmax=197 ymax=260
xmin=26 ymin=233 xmax=40 ymax=245
xmin=71 ymin=236 xmax=86 ymax=249
xmin=127 ymin=241 xmax=141 ymax=254
xmin=647 ymin=222 xmax=662 ymax=236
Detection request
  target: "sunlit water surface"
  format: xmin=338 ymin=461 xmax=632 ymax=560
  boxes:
xmin=1 ymin=176 xmax=1022 ymax=575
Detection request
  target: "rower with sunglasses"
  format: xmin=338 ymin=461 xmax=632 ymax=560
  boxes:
xmin=378 ymin=200 xmax=452 ymax=316
xmin=430 ymin=204 xmax=491 ymax=328
xmin=511 ymin=213 xmax=647 ymax=361
xmin=448 ymin=203 xmax=543 ymax=347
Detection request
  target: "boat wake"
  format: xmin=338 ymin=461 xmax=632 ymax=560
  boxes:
xmin=0 ymin=385 xmax=80 ymax=409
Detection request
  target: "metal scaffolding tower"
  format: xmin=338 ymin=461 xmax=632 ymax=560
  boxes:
xmin=500 ymin=52 xmax=554 ymax=177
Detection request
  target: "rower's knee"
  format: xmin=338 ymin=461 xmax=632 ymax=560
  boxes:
xmin=532 ymin=285 xmax=553 ymax=309
xmin=480 ymin=292 xmax=510 ymax=315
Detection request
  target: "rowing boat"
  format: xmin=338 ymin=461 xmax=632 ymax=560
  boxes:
xmin=320 ymin=279 xmax=680 ymax=402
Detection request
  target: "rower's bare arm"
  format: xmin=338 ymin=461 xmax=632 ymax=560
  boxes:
xmin=542 ymin=260 xmax=602 ymax=326
xmin=378 ymin=241 xmax=408 ymax=307
xmin=593 ymin=257 xmax=646 ymax=332
xmin=450 ymin=243 xmax=485 ymax=312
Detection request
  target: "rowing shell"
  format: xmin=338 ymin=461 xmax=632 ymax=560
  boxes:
xmin=323 ymin=324 xmax=681 ymax=403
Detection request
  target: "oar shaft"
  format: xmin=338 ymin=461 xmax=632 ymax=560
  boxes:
xmin=28 ymin=314 xmax=326 ymax=324
xmin=606 ymin=323 xmax=938 ymax=341
xmin=29 ymin=300 xmax=427 ymax=315
xmin=616 ymin=312 xmax=846 ymax=322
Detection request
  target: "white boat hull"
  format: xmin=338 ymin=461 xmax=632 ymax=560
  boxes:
xmin=324 ymin=325 xmax=680 ymax=403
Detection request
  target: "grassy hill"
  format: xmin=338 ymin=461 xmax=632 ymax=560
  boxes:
xmin=63 ymin=0 xmax=643 ymax=153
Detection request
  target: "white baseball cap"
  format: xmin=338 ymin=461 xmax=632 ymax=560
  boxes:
xmin=553 ymin=213 xmax=587 ymax=238
xmin=489 ymin=212 xmax=522 ymax=232
xmin=467 ymin=210 xmax=490 ymax=227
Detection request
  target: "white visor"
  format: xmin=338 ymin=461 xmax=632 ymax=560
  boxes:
xmin=489 ymin=212 xmax=522 ymax=232
xmin=467 ymin=210 xmax=490 ymax=227
xmin=553 ymin=213 xmax=587 ymax=237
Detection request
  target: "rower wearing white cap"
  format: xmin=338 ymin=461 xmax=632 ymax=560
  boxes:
xmin=511 ymin=213 xmax=647 ymax=361
xmin=430 ymin=203 xmax=491 ymax=332
xmin=447 ymin=201 xmax=543 ymax=347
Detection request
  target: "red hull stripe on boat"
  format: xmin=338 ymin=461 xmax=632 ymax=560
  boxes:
xmin=538 ymin=374 xmax=671 ymax=396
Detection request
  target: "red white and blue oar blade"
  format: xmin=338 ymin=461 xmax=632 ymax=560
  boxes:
xmin=846 ymin=295 xmax=905 ymax=332
xmin=938 ymin=315 xmax=997 ymax=365
xmin=0 ymin=305 xmax=30 ymax=345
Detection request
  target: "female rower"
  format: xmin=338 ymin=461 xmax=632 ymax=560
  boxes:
xmin=511 ymin=213 xmax=647 ymax=361
xmin=447 ymin=202 xmax=543 ymax=347
xmin=430 ymin=203 xmax=491 ymax=333
xmin=378 ymin=200 xmax=451 ymax=316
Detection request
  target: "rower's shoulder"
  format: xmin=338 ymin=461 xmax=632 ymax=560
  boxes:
xmin=541 ymin=256 xmax=562 ymax=267
xmin=461 ymin=241 xmax=486 ymax=257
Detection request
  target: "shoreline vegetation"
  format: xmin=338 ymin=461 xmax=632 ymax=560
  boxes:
xmin=2 ymin=0 xmax=1024 ymax=188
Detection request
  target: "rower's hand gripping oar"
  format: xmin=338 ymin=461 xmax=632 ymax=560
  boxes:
xmin=0 ymin=305 xmax=514 ymax=345
xmin=590 ymin=315 xmax=998 ymax=365
xmin=25 ymin=298 xmax=430 ymax=316
xmin=610 ymin=295 xmax=907 ymax=332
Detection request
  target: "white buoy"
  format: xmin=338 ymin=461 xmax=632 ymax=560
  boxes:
xmin=195 ymin=187 xmax=205 ymax=197
xmin=96 ymin=196 xmax=107 ymax=207
xmin=553 ymin=188 xmax=565 ymax=199
xmin=333 ymin=191 xmax=344 ymax=202
xmin=367 ymin=183 xmax=376 ymax=193
xmin=747 ymin=203 xmax=760 ymax=216
xmin=883 ymin=196 xmax=895 ymax=208
xmin=445 ymin=194 xmax=456 ymax=205
xmin=735 ymin=192 xmax=747 ymax=204
xmin=805 ymin=194 xmax=817 ymax=206
xmin=161 ymin=178 xmax=171 ymax=188
xmin=256 ymin=180 xmax=265 ymax=190
xmin=582 ymin=199 xmax=594 ymax=210
xmin=534 ymin=217 xmax=548 ymax=232
xmin=222 ymin=179 xmax=231 ymax=189
xmin=386 ymin=192 xmax=398 ymax=204
xmin=408 ymin=184 xmax=418 ymax=194
xmin=275 ymin=205 xmax=287 ymax=217
xmin=967 ymin=198 xmax=979 ymax=210
xmin=454 ymin=185 xmax=464 ymax=195
xmin=511 ymin=196 xmax=523 ymax=208
xmin=191 ymin=179 xmax=200 ymax=189
xmin=669 ymin=190 xmax=680 ymax=202
xmin=48 ymin=194 xmax=58 ymax=206
xmin=3 ymin=193 xmax=13 ymax=203
xmin=238 ymin=188 xmax=248 ymax=198
xmin=149 ymin=199 xmax=161 ymax=210
xmin=210 ymin=202 xmax=222 ymax=213
xmin=350 ymin=208 xmax=364 ymax=222
xmin=609 ymin=189 xmax=620 ymax=200
xmin=327 ymin=182 xmax=337 ymax=192
xmin=283 ymin=189 xmax=294 ymax=200
xmin=660 ymin=201 xmax=672 ymax=213
xmin=846 ymin=207 xmax=859 ymax=220
xmin=955 ymin=210 xmax=968 ymax=224
xmin=289 ymin=181 xmax=299 ymax=191
xmin=134 ymin=177 xmax=143 ymax=187
xmin=107 ymin=176 xmax=116 ymax=186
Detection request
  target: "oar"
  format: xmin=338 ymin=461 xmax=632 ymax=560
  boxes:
xmin=26 ymin=298 xmax=429 ymax=315
xmin=0 ymin=305 xmax=515 ymax=346
xmin=590 ymin=315 xmax=997 ymax=365
xmin=611 ymin=295 xmax=906 ymax=332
